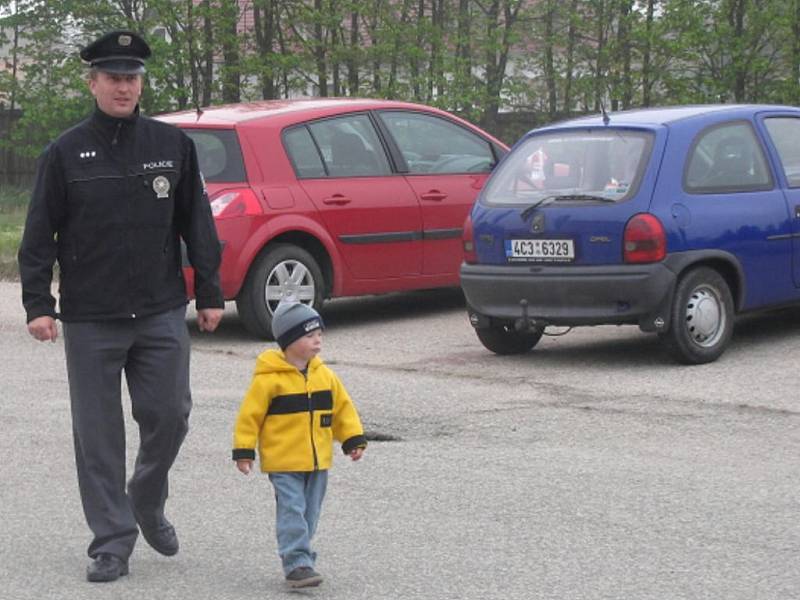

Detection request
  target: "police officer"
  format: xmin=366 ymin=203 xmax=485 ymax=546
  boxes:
xmin=18 ymin=31 xmax=224 ymax=582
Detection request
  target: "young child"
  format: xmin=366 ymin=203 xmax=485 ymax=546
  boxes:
xmin=232 ymin=302 xmax=367 ymax=588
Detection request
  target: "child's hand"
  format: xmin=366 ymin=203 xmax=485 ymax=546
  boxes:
xmin=236 ymin=459 xmax=253 ymax=474
xmin=349 ymin=447 xmax=365 ymax=461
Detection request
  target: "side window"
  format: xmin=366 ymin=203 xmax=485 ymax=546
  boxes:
xmin=306 ymin=114 xmax=391 ymax=177
xmin=379 ymin=111 xmax=495 ymax=175
xmin=764 ymin=117 xmax=800 ymax=188
xmin=684 ymin=122 xmax=772 ymax=193
xmin=184 ymin=129 xmax=246 ymax=183
xmin=283 ymin=126 xmax=326 ymax=179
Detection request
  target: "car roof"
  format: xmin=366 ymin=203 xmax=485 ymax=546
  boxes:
xmin=155 ymin=97 xmax=454 ymax=127
xmin=535 ymin=104 xmax=800 ymax=131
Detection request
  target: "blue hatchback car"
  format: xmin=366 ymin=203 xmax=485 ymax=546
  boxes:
xmin=460 ymin=104 xmax=800 ymax=364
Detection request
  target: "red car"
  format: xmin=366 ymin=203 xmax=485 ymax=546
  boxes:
xmin=157 ymin=98 xmax=508 ymax=338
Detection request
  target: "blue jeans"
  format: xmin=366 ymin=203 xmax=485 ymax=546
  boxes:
xmin=269 ymin=470 xmax=329 ymax=575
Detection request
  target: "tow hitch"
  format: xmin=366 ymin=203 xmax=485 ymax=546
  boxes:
xmin=514 ymin=299 xmax=540 ymax=332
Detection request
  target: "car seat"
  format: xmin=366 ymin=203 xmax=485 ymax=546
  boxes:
xmin=330 ymin=131 xmax=382 ymax=176
xmin=708 ymin=136 xmax=753 ymax=187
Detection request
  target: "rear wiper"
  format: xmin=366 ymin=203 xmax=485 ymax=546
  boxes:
xmin=520 ymin=194 xmax=615 ymax=220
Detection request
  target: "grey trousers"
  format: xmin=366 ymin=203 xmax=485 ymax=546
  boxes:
xmin=63 ymin=305 xmax=191 ymax=560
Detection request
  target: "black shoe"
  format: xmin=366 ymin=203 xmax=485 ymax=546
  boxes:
xmin=285 ymin=566 xmax=323 ymax=588
xmin=86 ymin=554 xmax=129 ymax=583
xmin=133 ymin=509 xmax=179 ymax=556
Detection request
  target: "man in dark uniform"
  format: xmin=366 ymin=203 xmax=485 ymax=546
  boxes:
xmin=18 ymin=30 xmax=224 ymax=582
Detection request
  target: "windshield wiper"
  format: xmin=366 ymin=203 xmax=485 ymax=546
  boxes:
xmin=520 ymin=194 xmax=616 ymax=220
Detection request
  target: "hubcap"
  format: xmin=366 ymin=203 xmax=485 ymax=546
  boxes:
xmin=264 ymin=259 xmax=316 ymax=314
xmin=684 ymin=285 xmax=725 ymax=347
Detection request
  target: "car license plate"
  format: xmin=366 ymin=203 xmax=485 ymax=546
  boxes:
xmin=505 ymin=239 xmax=575 ymax=262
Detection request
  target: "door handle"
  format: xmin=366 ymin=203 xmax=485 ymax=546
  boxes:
xmin=322 ymin=195 xmax=351 ymax=205
xmin=420 ymin=190 xmax=447 ymax=201
xmin=795 ymin=205 xmax=800 ymax=219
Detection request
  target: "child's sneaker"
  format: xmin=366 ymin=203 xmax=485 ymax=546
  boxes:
xmin=285 ymin=566 xmax=323 ymax=588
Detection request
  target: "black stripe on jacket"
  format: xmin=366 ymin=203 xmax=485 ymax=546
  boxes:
xmin=267 ymin=390 xmax=333 ymax=415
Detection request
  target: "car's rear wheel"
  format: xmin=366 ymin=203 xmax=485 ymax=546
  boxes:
xmin=236 ymin=244 xmax=325 ymax=339
xmin=659 ymin=266 xmax=734 ymax=364
xmin=475 ymin=323 xmax=543 ymax=355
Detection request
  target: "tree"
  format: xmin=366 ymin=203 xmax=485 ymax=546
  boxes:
xmin=562 ymin=0 xmax=579 ymax=113
xmin=640 ymin=0 xmax=656 ymax=106
xmin=0 ymin=1 xmax=90 ymax=157
xmin=219 ymin=0 xmax=240 ymax=103
xmin=7 ymin=0 xmax=800 ymax=164
xmin=612 ymin=0 xmax=634 ymax=110
xmin=476 ymin=0 xmax=524 ymax=131
xmin=539 ymin=0 xmax=558 ymax=118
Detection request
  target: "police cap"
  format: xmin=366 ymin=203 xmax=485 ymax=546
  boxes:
xmin=80 ymin=30 xmax=151 ymax=75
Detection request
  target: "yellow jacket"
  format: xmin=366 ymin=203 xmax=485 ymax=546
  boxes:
xmin=232 ymin=349 xmax=366 ymax=472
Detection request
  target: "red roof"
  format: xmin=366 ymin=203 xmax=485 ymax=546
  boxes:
xmin=154 ymin=97 xmax=438 ymax=127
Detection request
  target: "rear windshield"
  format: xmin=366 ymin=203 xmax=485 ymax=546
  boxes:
xmin=183 ymin=128 xmax=247 ymax=183
xmin=482 ymin=129 xmax=653 ymax=205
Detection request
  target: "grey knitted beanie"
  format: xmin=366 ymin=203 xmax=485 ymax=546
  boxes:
xmin=271 ymin=302 xmax=324 ymax=350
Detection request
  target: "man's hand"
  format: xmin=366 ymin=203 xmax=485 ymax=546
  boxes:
xmin=236 ymin=459 xmax=253 ymax=475
xmin=197 ymin=308 xmax=224 ymax=332
xmin=27 ymin=316 xmax=58 ymax=342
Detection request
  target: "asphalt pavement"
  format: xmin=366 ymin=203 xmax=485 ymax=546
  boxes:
xmin=1 ymin=281 xmax=798 ymax=600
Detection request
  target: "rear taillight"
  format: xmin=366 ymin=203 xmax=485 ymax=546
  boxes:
xmin=623 ymin=213 xmax=666 ymax=263
xmin=462 ymin=215 xmax=477 ymax=264
xmin=210 ymin=189 xmax=262 ymax=219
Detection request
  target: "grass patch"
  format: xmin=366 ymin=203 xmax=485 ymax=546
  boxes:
xmin=0 ymin=186 xmax=30 ymax=280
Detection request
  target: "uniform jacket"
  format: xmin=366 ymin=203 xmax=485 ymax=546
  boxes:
xmin=18 ymin=105 xmax=223 ymax=323
xmin=232 ymin=350 xmax=367 ymax=472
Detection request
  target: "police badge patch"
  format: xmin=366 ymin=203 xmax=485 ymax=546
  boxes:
xmin=152 ymin=175 xmax=170 ymax=199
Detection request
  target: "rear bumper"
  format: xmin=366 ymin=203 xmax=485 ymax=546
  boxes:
xmin=460 ymin=260 xmax=677 ymax=332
